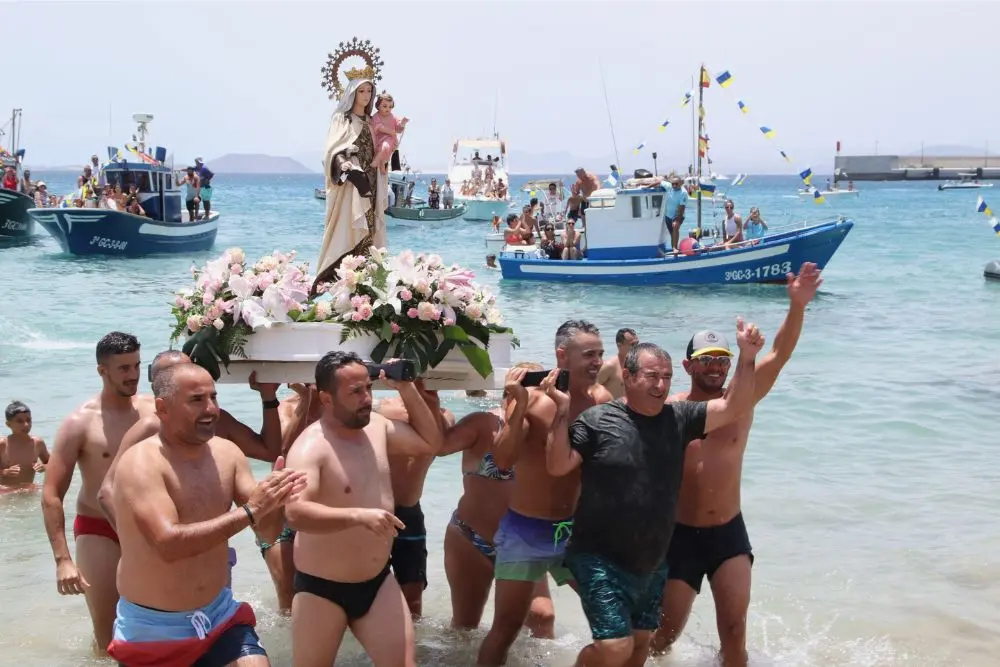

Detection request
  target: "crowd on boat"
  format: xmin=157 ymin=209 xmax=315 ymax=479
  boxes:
xmin=3 ymin=270 xmax=822 ymax=666
xmin=457 ymin=150 xmax=508 ymax=200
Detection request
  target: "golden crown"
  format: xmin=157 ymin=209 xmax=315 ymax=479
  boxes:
xmin=321 ymin=38 xmax=384 ymax=101
xmin=345 ymin=65 xmax=376 ymax=81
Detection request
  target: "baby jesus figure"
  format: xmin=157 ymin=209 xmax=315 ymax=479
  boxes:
xmin=371 ymin=91 xmax=409 ymax=174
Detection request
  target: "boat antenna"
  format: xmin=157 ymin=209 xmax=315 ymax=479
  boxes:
xmin=696 ymin=64 xmax=706 ymax=235
xmin=492 ymin=89 xmax=499 ymax=139
xmin=597 ymin=56 xmax=622 ymax=179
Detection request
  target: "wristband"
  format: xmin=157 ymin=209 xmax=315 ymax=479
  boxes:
xmin=262 ymin=398 xmax=280 ymax=410
xmin=241 ymin=503 xmax=256 ymax=527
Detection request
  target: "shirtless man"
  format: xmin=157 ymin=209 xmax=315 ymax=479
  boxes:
xmin=652 ymin=263 xmax=823 ymax=665
xmin=98 ymin=351 xmax=285 ymax=526
xmin=377 ymin=384 xmax=455 ymax=618
xmin=41 ymin=331 xmax=154 ymax=654
xmin=597 ymin=328 xmax=639 ymax=399
xmin=572 ymin=167 xmax=602 ymax=198
xmin=108 ymin=363 xmax=306 ymax=666
xmin=477 ymin=320 xmax=614 ymax=666
xmin=98 ymin=351 xmax=299 ymax=611
xmin=284 ymin=352 xmax=444 ymax=667
xmin=1 ymin=401 xmax=49 ymax=487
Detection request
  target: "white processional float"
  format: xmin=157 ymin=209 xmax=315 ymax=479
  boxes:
xmin=168 ymin=39 xmax=515 ymax=390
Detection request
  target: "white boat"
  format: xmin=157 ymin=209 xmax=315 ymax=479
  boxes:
xmin=939 ymin=175 xmax=993 ymax=191
xmin=797 ymin=185 xmax=860 ymax=197
xmin=448 ymin=137 xmax=513 ymax=221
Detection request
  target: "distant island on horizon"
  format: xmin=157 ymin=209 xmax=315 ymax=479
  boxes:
xmin=206 ymin=153 xmax=315 ymax=174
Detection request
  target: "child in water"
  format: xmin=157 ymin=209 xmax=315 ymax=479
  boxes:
xmin=0 ymin=401 xmax=49 ymax=488
xmin=371 ymin=92 xmax=409 ymax=173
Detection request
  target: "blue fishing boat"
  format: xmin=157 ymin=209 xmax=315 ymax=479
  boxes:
xmin=0 ymin=108 xmax=34 ymax=239
xmin=28 ymin=114 xmax=218 ymax=257
xmin=498 ymin=185 xmax=853 ymax=285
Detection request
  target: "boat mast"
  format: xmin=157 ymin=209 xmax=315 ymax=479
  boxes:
xmin=598 ymin=56 xmax=622 ymax=182
xmin=11 ymin=108 xmax=21 ymax=158
xmin=690 ymin=75 xmax=696 ymax=176
xmin=696 ymin=64 xmax=706 ymax=235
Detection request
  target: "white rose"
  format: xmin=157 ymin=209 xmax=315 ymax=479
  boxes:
xmin=213 ymin=318 xmax=225 ymax=330
xmin=315 ymin=301 xmax=333 ymax=321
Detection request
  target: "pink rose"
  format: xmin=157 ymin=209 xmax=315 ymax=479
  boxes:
xmin=229 ymin=263 xmax=242 ymax=275
xmin=400 ymin=289 xmax=413 ymax=301
xmin=417 ymin=302 xmax=437 ymax=321
xmin=358 ymin=304 xmax=374 ymax=321
xmin=391 ymin=322 xmax=401 ymax=334
xmin=351 ymin=312 xmax=363 ymax=322
xmin=407 ymin=307 xmax=419 ymax=319
xmin=443 ymin=318 xmax=455 ymax=326
xmin=202 ymin=292 xmax=215 ymax=306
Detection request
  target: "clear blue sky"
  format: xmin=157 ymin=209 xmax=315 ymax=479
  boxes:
xmin=5 ymin=0 xmax=998 ymax=174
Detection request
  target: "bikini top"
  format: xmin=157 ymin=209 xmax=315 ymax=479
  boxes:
xmin=464 ymin=415 xmax=514 ymax=482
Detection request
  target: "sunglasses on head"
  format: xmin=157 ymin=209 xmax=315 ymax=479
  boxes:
xmin=691 ymin=354 xmax=731 ymax=367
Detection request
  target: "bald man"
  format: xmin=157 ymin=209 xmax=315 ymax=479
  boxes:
xmin=108 ymin=363 xmax=305 ymax=666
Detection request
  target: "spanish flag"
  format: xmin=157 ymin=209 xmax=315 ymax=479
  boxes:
xmin=700 ymin=68 xmax=711 ymax=88
xmin=760 ymin=126 xmax=775 ymax=139
xmin=738 ymin=100 xmax=749 ymax=114
xmin=715 ymin=71 xmax=733 ymax=88
xmin=813 ymin=189 xmax=825 ymax=205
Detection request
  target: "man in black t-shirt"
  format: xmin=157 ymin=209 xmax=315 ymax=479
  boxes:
xmin=544 ymin=323 xmax=764 ymax=667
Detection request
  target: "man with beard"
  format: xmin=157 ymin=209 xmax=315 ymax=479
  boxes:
xmin=284 ymin=352 xmax=444 ymax=667
xmin=652 ymin=263 xmax=823 ymax=666
xmin=108 ymin=363 xmax=306 ymax=666
xmin=477 ymin=320 xmax=614 ymax=666
xmin=544 ymin=324 xmax=763 ymax=667
xmin=41 ymin=332 xmax=155 ymax=655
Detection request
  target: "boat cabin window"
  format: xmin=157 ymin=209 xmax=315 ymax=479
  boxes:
xmin=631 ymin=196 xmax=642 ymax=218
xmin=651 ymin=194 xmax=663 ymax=217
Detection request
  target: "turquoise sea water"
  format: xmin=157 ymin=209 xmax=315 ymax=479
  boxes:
xmin=1 ymin=172 xmax=998 ymax=666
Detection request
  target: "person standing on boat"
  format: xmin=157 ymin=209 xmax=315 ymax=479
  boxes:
xmin=178 ymin=167 xmax=201 ymax=222
xmin=314 ymin=74 xmax=387 ymax=290
xmin=663 ymin=177 xmax=688 ymax=253
xmin=194 ymin=157 xmax=214 ymax=219
xmin=651 ymin=263 xmax=823 ymax=666
xmin=427 ymin=178 xmax=441 ymax=210
xmin=441 ymin=178 xmax=454 ymax=209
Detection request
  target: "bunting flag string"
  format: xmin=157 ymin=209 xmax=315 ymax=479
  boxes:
xmin=976 ymin=196 xmax=1000 ymax=235
xmin=629 ymin=73 xmax=709 ymax=164
xmin=706 ymin=67 xmax=823 ymax=203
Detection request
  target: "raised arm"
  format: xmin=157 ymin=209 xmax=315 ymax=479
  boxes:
xmin=280 ymin=385 xmax=317 ymax=456
xmin=384 ymin=380 xmax=443 ymax=456
xmin=493 ymin=367 xmax=532 ymax=470
xmin=98 ymin=415 xmax=158 ymax=526
xmin=704 ymin=318 xmax=765 ymax=433
xmin=217 ymin=408 xmax=281 ymax=463
xmin=41 ymin=413 xmax=86 ymax=566
xmin=753 ymin=263 xmax=822 ymax=404
xmin=541 ymin=370 xmax=582 ymax=476
xmin=437 ymin=411 xmax=499 ymax=457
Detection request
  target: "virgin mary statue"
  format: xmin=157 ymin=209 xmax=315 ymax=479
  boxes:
xmin=313 ymin=74 xmax=388 ymax=289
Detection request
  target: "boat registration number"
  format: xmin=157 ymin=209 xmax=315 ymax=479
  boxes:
xmin=90 ymin=236 xmax=128 ymax=251
xmin=2 ymin=219 xmax=27 ymax=231
xmin=724 ymin=261 xmax=792 ymax=282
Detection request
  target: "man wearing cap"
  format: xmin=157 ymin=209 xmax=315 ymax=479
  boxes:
xmin=194 ymin=158 xmax=214 ymax=219
xmin=662 ymin=177 xmax=688 ymax=253
xmin=652 ymin=262 xmax=823 ymax=666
